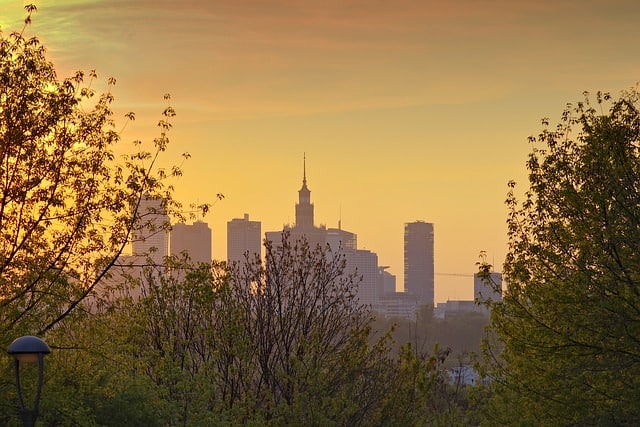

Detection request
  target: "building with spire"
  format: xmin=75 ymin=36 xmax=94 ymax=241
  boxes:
xmin=296 ymin=154 xmax=314 ymax=230
xmin=264 ymin=155 xmax=384 ymax=308
xmin=265 ymin=154 xmax=326 ymax=248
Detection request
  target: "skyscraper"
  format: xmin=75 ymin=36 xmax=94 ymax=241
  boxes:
xmin=262 ymin=155 xmax=385 ymax=310
xmin=404 ymin=221 xmax=434 ymax=306
xmin=132 ymin=194 xmax=170 ymax=266
xmin=96 ymin=194 xmax=170 ymax=304
xmin=227 ymin=213 xmax=261 ymax=265
xmin=170 ymin=221 xmax=212 ymax=264
xmin=353 ymin=249 xmax=379 ymax=307
xmin=326 ymin=227 xmax=357 ymax=253
xmin=296 ymin=154 xmax=314 ymax=230
xmin=474 ymin=272 xmax=503 ymax=303
xmin=265 ymin=154 xmax=326 ymax=248
xmin=379 ymin=266 xmax=396 ymax=295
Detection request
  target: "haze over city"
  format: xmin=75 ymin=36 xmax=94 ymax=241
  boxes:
xmin=2 ymin=0 xmax=639 ymax=302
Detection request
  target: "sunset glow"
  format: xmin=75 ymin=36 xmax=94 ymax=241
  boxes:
xmin=2 ymin=0 xmax=639 ymax=301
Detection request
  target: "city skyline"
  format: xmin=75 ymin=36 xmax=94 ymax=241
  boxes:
xmin=3 ymin=0 xmax=639 ymax=301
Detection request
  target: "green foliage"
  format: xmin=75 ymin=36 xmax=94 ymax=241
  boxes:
xmin=73 ymin=234 xmax=481 ymax=425
xmin=0 ymin=7 xmax=194 ymax=423
xmin=0 ymin=6 xmax=186 ymax=342
xmin=484 ymin=87 xmax=640 ymax=425
xmin=1 ymin=239 xmax=485 ymax=425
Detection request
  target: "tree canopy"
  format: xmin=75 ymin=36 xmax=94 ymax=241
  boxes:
xmin=483 ymin=87 xmax=640 ymax=425
xmin=0 ymin=6 xmax=184 ymax=339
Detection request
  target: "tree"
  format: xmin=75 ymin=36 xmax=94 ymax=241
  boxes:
xmin=224 ymin=232 xmax=395 ymax=424
xmin=0 ymin=9 xmax=201 ymax=422
xmin=0 ymin=5 xmax=189 ymax=341
xmin=124 ymin=255 xmax=224 ymax=425
xmin=100 ymin=234 xmax=402 ymax=424
xmin=482 ymin=88 xmax=640 ymax=424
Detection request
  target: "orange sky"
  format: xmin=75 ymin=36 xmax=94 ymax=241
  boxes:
xmin=2 ymin=0 xmax=640 ymax=301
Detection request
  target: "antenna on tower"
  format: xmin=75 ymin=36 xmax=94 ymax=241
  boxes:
xmin=303 ymin=152 xmax=307 ymax=185
xmin=338 ymin=204 xmax=342 ymax=230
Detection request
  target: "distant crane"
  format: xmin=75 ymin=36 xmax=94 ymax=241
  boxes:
xmin=435 ymin=273 xmax=474 ymax=278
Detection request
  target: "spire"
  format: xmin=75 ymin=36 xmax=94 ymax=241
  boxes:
xmin=303 ymin=152 xmax=307 ymax=186
xmin=299 ymin=153 xmax=309 ymax=192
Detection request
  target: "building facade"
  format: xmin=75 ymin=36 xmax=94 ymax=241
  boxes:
xmin=227 ymin=213 xmax=262 ymax=265
xmin=379 ymin=266 xmax=396 ymax=295
xmin=404 ymin=221 xmax=435 ymax=307
xmin=474 ymin=272 xmax=503 ymax=303
xmin=346 ymin=249 xmax=379 ymax=307
xmin=170 ymin=221 xmax=212 ymax=264
xmin=132 ymin=194 xmax=170 ymax=266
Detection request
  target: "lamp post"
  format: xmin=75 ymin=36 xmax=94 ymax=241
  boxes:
xmin=7 ymin=335 xmax=51 ymax=427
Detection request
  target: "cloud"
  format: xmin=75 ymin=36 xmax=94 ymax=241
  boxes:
xmin=7 ymin=0 xmax=640 ymax=121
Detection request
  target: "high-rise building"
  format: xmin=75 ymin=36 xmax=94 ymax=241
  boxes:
xmin=263 ymin=155 xmax=387 ymax=311
xmin=474 ymin=272 xmax=503 ymax=303
xmin=296 ymin=154 xmax=314 ymax=231
xmin=404 ymin=221 xmax=434 ymax=307
xmin=132 ymin=194 xmax=170 ymax=266
xmin=170 ymin=221 xmax=212 ymax=264
xmin=265 ymin=155 xmax=326 ymax=248
xmin=326 ymin=227 xmax=357 ymax=253
xmin=227 ymin=213 xmax=261 ymax=265
xmin=93 ymin=194 xmax=169 ymax=306
xmin=352 ymin=249 xmax=379 ymax=306
xmin=379 ymin=266 xmax=396 ymax=295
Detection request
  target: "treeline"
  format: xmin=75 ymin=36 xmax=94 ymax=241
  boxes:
xmin=1 ymin=234 xmax=486 ymax=425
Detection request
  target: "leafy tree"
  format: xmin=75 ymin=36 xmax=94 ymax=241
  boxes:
xmin=0 ymin=7 xmax=197 ymax=423
xmin=483 ymin=88 xmax=640 ymax=425
xmin=223 ymin=232 xmax=396 ymax=424
xmin=0 ymin=5 xmax=188 ymax=340
xmin=32 ymin=305 xmax=168 ymax=426
xmin=93 ymin=235 xmax=399 ymax=425
xmin=126 ymin=255 xmax=224 ymax=425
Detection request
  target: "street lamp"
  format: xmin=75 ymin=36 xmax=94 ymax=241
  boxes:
xmin=7 ymin=335 xmax=51 ymax=427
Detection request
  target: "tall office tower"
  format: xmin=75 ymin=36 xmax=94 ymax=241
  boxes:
xmin=132 ymin=194 xmax=170 ymax=266
xmin=474 ymin=272 xmax=503 ymax=303
xmin=339 ymin=248 xmax=379 ymax=307
xmin=404 ymin=221 xmax=435 ymax=306
xmin=296 ymin=154 xmax=314 ymax=230
xmin=227 ymin=213 xmax=261 ymax=265
xmin=170 ymin=221 xmax=212 ymax=264
xmin=353 ymin=249 xmax=380 ymax=307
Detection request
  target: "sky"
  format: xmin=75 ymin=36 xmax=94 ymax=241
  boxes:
xmin=2 ymin=0 xmax=640 ymax=302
